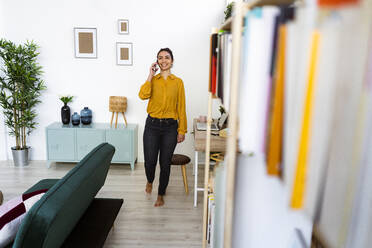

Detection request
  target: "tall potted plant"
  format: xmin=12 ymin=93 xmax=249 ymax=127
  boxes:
xmin=0 ymin=39 xmax=46 ymax=166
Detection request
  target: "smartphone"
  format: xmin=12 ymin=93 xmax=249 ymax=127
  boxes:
xmin=152 ymin=62 xmax=158 ymax=72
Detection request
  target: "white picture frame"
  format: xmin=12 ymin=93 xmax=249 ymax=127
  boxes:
xmin=116 ymin=42 xmax=133 ymax=66
xmin=74 ymin=27 xmax=97 ymax=58
xmin=118 ymin=19 xmax=129 ymax=34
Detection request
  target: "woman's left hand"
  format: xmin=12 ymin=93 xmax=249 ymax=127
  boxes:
xmin=177 ymin=134 xmax=185 ymax=143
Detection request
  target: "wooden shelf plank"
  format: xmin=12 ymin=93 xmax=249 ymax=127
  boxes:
xmin=220 ymin=17 xmax=232 ymax=31
xmin=219 ymin=0 xmax=296 ymax=31
xmin=245 ymin=0 xmax=295 ymax=9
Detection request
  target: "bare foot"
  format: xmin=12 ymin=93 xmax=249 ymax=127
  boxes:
xmin=154 ymin=195 xmax=164 ymax=207
xmin=145 ymin=182 xmax=152 ymax=194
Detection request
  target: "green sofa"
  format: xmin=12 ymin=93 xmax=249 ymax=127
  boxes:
xmin=8 ymin=142 xmax=123 ymax=248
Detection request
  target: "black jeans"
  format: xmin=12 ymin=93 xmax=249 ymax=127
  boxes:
xmin=143 ymin=115 xmax=178 ymax=195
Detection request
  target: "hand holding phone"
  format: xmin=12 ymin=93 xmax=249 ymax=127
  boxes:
xmin=148 ymin=62 xmax=158 ymax=81
xmin=151 ymin=62 xmax=158 ymax=73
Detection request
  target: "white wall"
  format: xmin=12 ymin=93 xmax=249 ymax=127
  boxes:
xmin=0 ymin=0 xmax=225 ymax=162
xmin=0 ymin=106 xmax=7 ymax=160
xmin=0 ymin=2 xmax=9 ymax=161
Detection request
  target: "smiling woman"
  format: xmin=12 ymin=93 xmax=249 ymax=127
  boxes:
xmin=138 ymin=48 xmax=187 ymax=207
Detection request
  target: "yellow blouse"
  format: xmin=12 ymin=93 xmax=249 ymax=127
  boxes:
xmin=139 ymin=73 xmax=187 ymax=135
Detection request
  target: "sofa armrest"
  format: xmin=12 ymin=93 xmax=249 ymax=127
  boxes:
xmin=24 ymin=179 xmax=60 ymax=194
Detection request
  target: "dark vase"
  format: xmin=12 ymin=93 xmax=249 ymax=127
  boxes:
xmin=61 ymin=104 xmax=70 ymax=124
xmin=71 ymin=112 xmax=80 ymax=125
xmin=80 ymin=107 xmax=92 ymax=125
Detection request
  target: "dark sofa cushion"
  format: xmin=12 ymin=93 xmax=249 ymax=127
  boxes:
xmin=13 ymin=143 xmax=115 ymax=248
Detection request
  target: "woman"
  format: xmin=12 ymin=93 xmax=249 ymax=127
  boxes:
xmin=139 ymin=48 xmax=187 ymax=207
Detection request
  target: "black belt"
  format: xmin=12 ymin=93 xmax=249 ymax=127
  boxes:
xmin=148 ymin=115 xmax=176 ymax=124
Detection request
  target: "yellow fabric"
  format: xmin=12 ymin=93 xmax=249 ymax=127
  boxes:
xmin=139 ymin=73 xmax=187 ymax=135
xmin=267 ymin=24 xmax=287 ymax=176
xmin=290 ymin=31 xmax=320 ymax=209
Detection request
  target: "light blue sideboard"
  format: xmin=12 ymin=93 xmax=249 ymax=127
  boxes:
xmin=46 ymin=122 xmax=138 ymax=170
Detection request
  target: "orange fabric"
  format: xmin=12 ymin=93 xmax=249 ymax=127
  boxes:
xmin=139 ymin=74 xmax=187 ymax=135
xmin=267 ymin=24 xmax=287 ymax=176
xmin=290 ymin=31 xmax=320 ymax=209
xmin=318 ymin=0 xmax=359 ymax=6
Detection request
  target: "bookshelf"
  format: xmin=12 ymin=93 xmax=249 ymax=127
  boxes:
xmin=202 ymin=0 xmax=298 ymax=247
xmin=202 ymin=0 xmax=372 ymax=247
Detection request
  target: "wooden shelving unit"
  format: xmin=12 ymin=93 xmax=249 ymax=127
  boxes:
xmin=201 ymin=0 xmax=296 ymax=247
xmin=219 ymin=0 xmax=296 ymax=32
xmin=202 ymin=92 xmax=213 ymax=248
xmin=246 ymin=0 xmax=295 ymax=8
xmin=222 ymin=1 xmax=244 ymax=247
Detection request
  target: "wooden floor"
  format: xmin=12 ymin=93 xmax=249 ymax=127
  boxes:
xmin=0 ymin=160 xmax=204 ymax=247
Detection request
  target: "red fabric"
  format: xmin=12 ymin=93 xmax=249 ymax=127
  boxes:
xmin=22 ymin=189 xmax=48 ymax=201
xmin=0 ymin=203 xmax=26 ymax=230
xmin=0 ymin=189 xmax=48 ymax=230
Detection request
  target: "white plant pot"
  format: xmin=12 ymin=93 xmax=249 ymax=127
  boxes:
xmin=11 ymin=147 xmax=29 ymax=166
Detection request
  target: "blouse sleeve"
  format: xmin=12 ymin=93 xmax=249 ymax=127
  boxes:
xmin=138 ymin=81 xmax=152 ymax=100
xmin=177 ymin=80 xmax=187 ymax=135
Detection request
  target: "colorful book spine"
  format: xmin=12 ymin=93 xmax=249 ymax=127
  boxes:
xmin=290 ymin=31 xmax=321 ymax=209
xmin=318 ymin=0 xmax=359 ymax=7
xmin=210 ymin=33 xmax=218 ymax=95
xmin=266 ymin=23 xmax=287 ymax=176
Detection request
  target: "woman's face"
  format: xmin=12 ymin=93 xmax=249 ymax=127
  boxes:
xmin=157 ymin=51 xmax=173 ymax=71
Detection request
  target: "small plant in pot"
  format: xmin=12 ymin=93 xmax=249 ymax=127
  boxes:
xmin=0 ymin=39 xmax=46 ymax=166
xmin=59 ymin=95 xmax=74 ymax=124
xmin=224 ymin=2 xmax=235 ymax=21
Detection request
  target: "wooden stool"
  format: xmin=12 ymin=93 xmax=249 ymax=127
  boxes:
xmin=109 ymin=96 xmax=127 ymax=128
xmin=171 ymin=154 xmax=191 ymax=194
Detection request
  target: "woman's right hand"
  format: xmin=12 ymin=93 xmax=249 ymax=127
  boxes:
xmin=147 ymin=62 xmax=158 ymax=82
xmin=150 ymin=62 xmax=158 ymax=75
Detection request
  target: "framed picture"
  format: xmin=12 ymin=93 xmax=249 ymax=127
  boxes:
xmin=116 ymin=42 xmax=133 ymax=66
xmin=118 ymin=19 xmax=129 ymax=34
xmin=74 ymin=28 xmax=97 ymax=58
